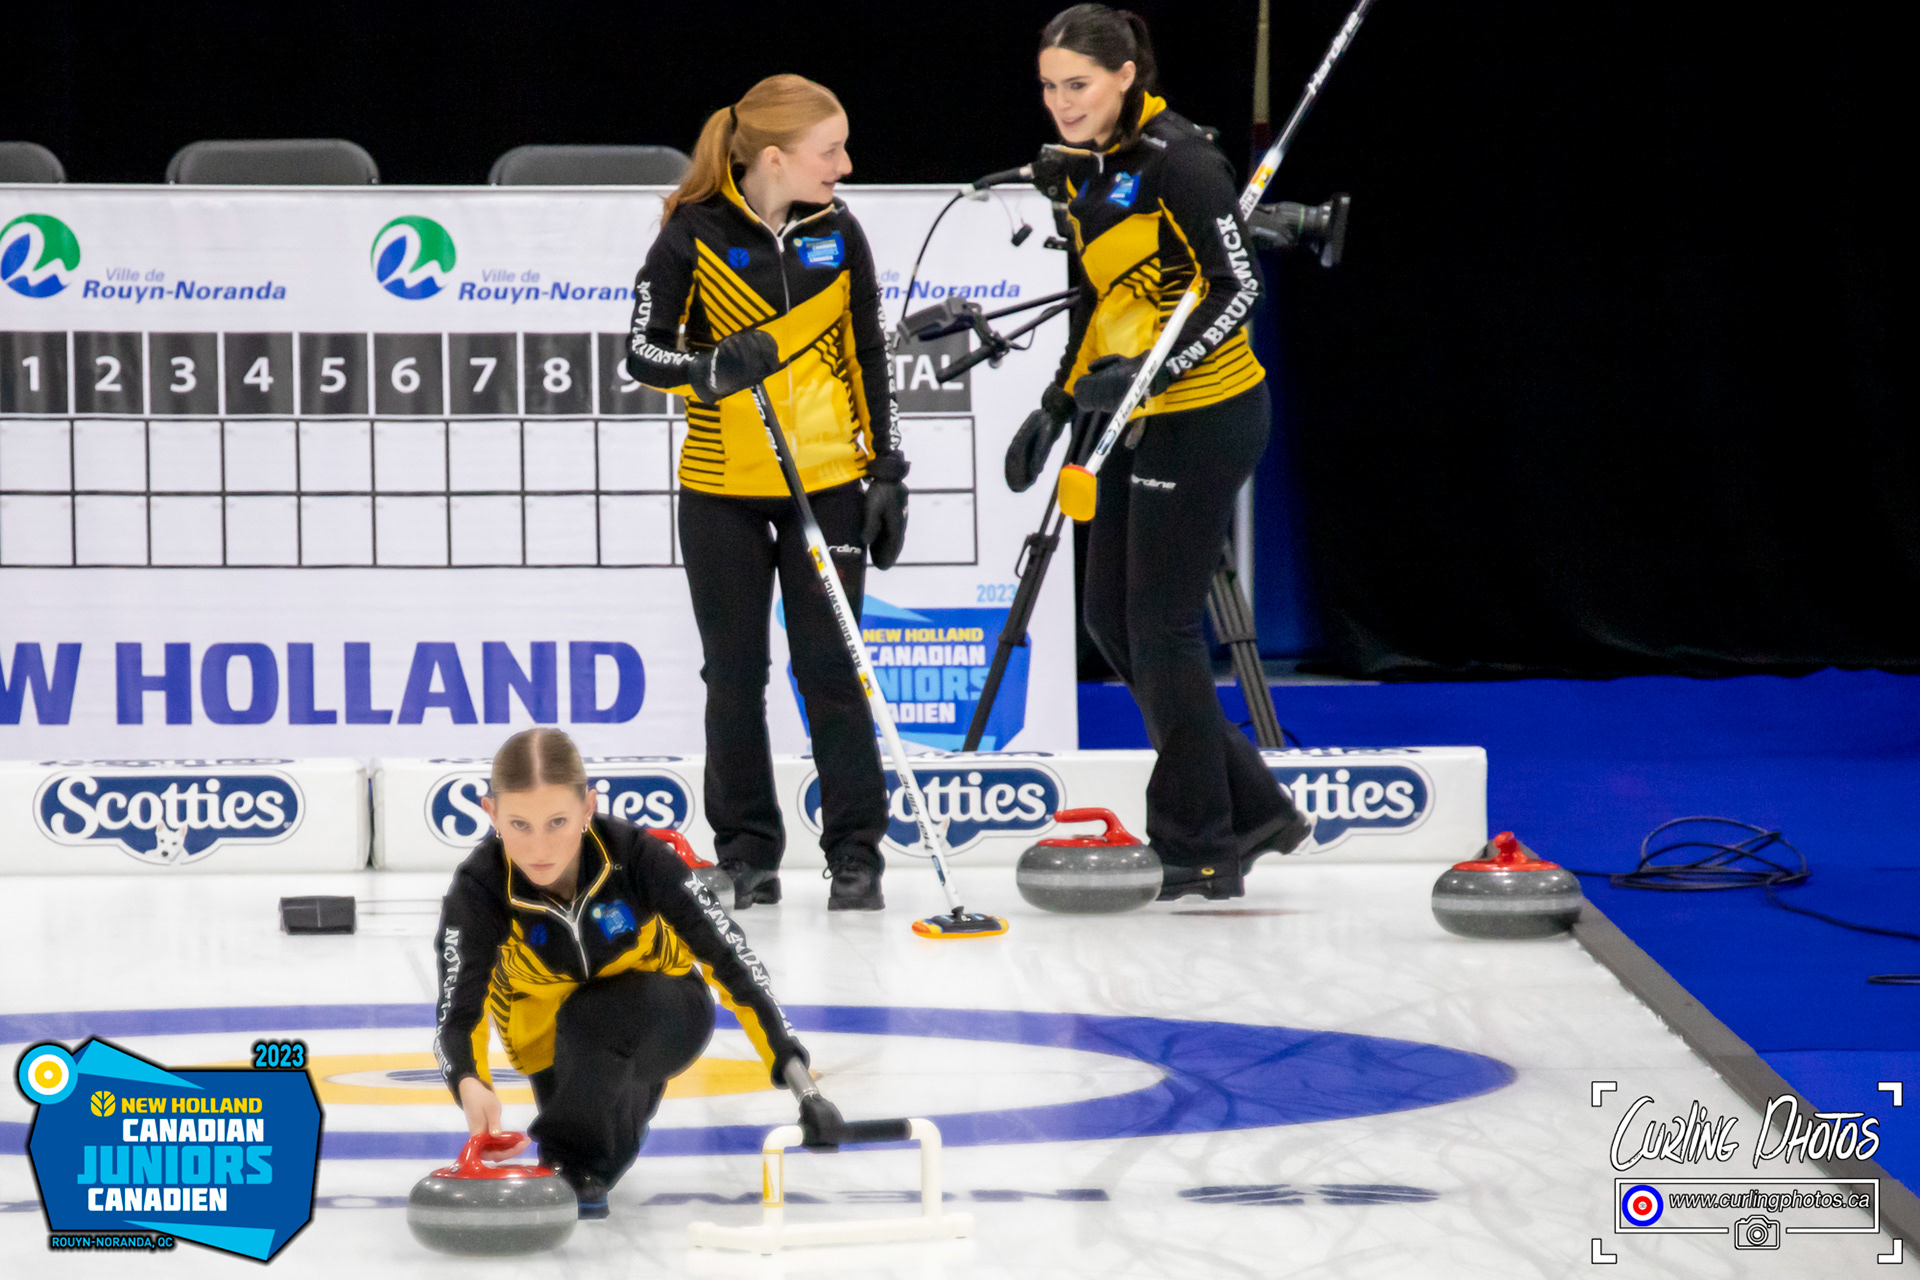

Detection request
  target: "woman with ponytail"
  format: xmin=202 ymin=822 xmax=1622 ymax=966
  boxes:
xmin=1004 ymin=6 xmax=1311 ymax=900
xmin=626 ymin=74 xmax=906 ymax=913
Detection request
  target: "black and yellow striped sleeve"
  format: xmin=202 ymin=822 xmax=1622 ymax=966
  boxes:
xmin=1154 ymin=141 xmax=1264 ymax=381
xmin=630 ymin=836 xmax=808 ymax=1085
xmin=432 ymin=866 xmax=511 ymax=1099
xmin=627 ymin=218 xmax=701 ymax=396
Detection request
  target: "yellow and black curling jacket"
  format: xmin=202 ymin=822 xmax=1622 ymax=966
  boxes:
xmin=432 ymin=815 xmax=805 ymax=1095
xmin=626 ymin=169 xmax=900 ymax=496
xmin=1055 ymin=95 xmax=1267 ymax=419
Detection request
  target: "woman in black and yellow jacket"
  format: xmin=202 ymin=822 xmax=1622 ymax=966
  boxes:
xmin=435 ymin=729 xmax=810 ymax=1217
xmin=1006 ymin=6 xmax=1310 ymax=900
xmin=626 ymin=74 xmax=905 ymax=912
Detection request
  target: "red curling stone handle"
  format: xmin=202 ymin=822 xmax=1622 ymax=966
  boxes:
xmin=1044 ymin=807 xmax=1143 ymax=848
xmin=437 ymin=1131 xmax=553 ymax=1180
xmin=651 ymin=828 xmax=715 ymax=869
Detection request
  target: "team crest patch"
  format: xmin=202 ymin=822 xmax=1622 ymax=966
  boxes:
xmin=796 ymin=233 xmax=844 ymax=269
xmin=1107 ymin=172 xmax=1139 ymax=207
xmin=727 ymin=247 xmax=750 ymax=269
xmin=591 ymin=901 xmax=636 ymax=939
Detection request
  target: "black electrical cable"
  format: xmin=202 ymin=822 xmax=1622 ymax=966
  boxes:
xmin=1566 ymin=817 xmax=1920 ymax=984
xmin=892 ymin=191 xmax=966 ymax=346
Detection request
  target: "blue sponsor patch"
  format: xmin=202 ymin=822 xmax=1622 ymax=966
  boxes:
xmin=528 ymin=924 xmax=546 ymax=947
xmin=1106 ymin=172 xmax=1139 ymax=207
xmin=796 ymin=233 xmax=844 ymax=269
xmin=591 ymin=900 xmax=636 ymax=940
xmin=726 ymin=246 xmax=750 ymax=269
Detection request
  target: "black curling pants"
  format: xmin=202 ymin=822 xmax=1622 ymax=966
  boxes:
xmin=528 ymin=970 xmax=715 ymax=1186
xmin=678 ymin=483 xmax=887 ymax=873
xmin=1082 ymin=385 xmax=1301 ymax=869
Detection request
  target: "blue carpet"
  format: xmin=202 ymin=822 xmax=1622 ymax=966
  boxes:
xmin=1078 ymin=669 xmax=1920 ymax=1192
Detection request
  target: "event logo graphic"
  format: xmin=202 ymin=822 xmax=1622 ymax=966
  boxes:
xmin=799 ymin=760 xmax=1061 ymax=853
xmin=34 ymin=771 xmax=304 ymax=866
xmin=370 ymin=215 xmax=457 ymax=299
xmin=16 ymin=1038 xmax=321 ymax=1260
xmin=782 ymin=596 xmax=1029 ymax=751
xmin=1262 ymin=753 xmax=1431 ymax=847
xmin=0 ymin=213 xmax=81 ymax=297
xmin=427 ymin=764 xmax=694 ymax=846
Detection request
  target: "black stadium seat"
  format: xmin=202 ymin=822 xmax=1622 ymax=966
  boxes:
xmin=489 ymin=145 xmax=690 ymax=185
xmin=0 ymin=142 xmax=66 ymax=183
xmin=166 ymin=139 xmax=379 ymax=185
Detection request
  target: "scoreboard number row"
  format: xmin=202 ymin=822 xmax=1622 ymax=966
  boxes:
xmin=0 ymin=332 xmax=673 ymax=418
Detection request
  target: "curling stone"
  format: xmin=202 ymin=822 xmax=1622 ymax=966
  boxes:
xmin=1016 ymin=808 xmax=1162 ymax=914
xmin=1431 ymin=831 xmax=1584 ymax=938
xmin=653 ymin=829 xmax=733 ymax=902
xmin=408 ymin=1132 xmax=577 ymax=1254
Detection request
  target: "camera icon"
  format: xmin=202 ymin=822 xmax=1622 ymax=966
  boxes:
xmin=1733 ymin=1214 xmax=1781 ymax=1249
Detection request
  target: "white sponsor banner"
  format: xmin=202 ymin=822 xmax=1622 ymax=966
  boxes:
xmin=0 ymin=756 xmax=366 ymax=874
xmin=375 ymin=747 xmax=1487 ymax=874
xmin=0 ymin=186 xmax=1077 ymax=761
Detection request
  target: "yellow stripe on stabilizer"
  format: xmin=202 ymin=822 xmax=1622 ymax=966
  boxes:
xmin=1058 ymin=465 xmax=1098 ymax=523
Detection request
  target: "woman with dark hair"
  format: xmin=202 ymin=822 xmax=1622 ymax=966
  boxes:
xmin=433 ymin=729 xmax=813 ymax=1217
xmin=626 ymin=74 xmax=907 ymax=912
xmin=1005 ymin=5 xmax=1311 ymax=899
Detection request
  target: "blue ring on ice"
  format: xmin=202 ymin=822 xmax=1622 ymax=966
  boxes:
xmin=1 ymin=1004 xmax=1514 ymax=1160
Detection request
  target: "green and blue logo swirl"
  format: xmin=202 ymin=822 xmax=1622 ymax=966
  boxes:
xmin=0 ymin=214 xmax=82 ymax=298
xmin=369 ymin=215 xmax=456 ymax=300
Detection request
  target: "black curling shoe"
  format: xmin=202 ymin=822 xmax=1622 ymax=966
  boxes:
xmin=825 ymin=861 xmax=885 ymax=911
xmin=1238 ymin=806 xmax=1316 ymax=875
xmin=720 ymin=864 xmax=781 ymax=911
xmin=570 ymin=1173 xmax=609 ymax=1220
xmin=1156 ymin=862 xmax=1246 ymax=902
xmin=547 ymin=1162 xmax=609 ymax=1219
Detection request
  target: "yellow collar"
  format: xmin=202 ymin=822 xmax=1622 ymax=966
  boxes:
xmin=1103 ymin=93 xmax=1168 ymax=153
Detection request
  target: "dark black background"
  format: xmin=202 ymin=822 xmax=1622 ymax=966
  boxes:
xmin=8 ymin=2 xmax=1911 ymax=677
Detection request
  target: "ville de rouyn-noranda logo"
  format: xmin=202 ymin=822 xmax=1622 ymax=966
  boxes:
xmin=370 ymin=215 xmax=456 ymax=299
xmin=0 ymin=213 xmax=81 ymax=297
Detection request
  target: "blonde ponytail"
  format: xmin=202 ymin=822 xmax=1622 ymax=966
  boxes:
xmin=663 ymin=74 xmax=845 ymax=221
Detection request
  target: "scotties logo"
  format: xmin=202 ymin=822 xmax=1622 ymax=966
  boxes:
xmin=1 ymin=213 xmax=81 ymax=298
xmin=800 ymin=761 xmax=1061 ymax=853
xmin=426 ymin=765 xmax=694 ymax=846
xmin=35 ymin=771 xmax=303 ymax=865
xmin=1263 ymin=753 xmax=1430 ymax=847
xmin=370 ymin=215 xmax=456 ymax=299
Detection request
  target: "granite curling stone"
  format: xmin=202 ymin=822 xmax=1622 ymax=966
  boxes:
xmin=408 ymin=1132 xmax=577 ymax=1255
xmin=1016 ymin=808 xmax=1162 ymax=914
xmin=1431 ymin=831 xmax=1584 ymax=938
xmin=654 ymin=829 xmax=733 ymax=902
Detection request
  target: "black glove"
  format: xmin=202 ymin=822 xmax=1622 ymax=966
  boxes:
xmin=689 ymin=328 xmax=781 ymax=404
xmin=797 ymin=1090 xmax=846 ymax=1150
xmin=863 ymin=454 xmax=910 ymax=570
xmin=1072 ymin=353 xmax=1172 ymax=416
xmin=1004 ymin=384 xmax=1076 ymax=493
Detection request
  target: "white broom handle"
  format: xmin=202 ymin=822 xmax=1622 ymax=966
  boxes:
xmin=1073 ymin=0 xmax=1378 ymax=480
xmin=748 ymin=387 xmax=964 ymax=914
